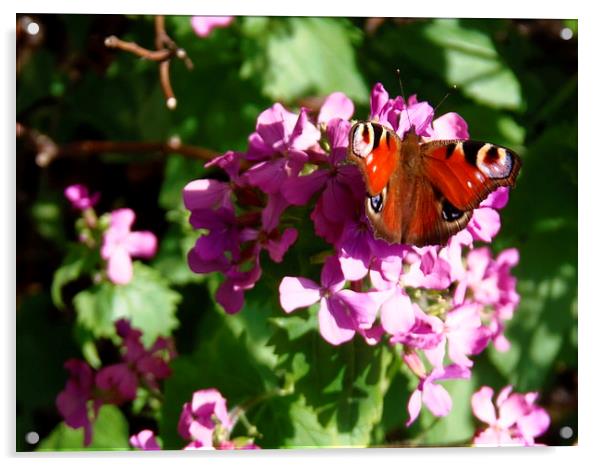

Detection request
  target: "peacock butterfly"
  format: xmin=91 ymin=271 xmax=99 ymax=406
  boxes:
xmin=347 ymin=121 xmax=521 ymax=247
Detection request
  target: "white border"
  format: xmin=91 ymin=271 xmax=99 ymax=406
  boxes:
xmin=5 ymin=1 xmax=596 ymax=465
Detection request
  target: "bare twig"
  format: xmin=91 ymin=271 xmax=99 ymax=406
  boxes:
xmin=104 ymin=15 xmax=193 ymax=109
xmin=17 ymin=123 xmax=218 ymax=167
xmin=104 ymin=35 xmax=171 ymax=62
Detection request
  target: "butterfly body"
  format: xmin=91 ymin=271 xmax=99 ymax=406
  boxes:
xmin=347 ymin=122 xmax=521 ymax=247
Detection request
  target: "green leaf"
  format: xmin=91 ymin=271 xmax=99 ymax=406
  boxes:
xmin=241 ymin=17 xmax=368 ymax=103
xmin=424 ymin=19 xmax=522 ymax=109
xmin=488 ymin=122 xmax=577 ymax=391
xmin=73 ymin=262 xmax=180 ymax=347
xmin=51 ymin=243 xmax=99 ymax=308
xmin=262 ymin=310 xmax=394 ymax=447
xmin=372 ymin=19 xmax=522 ymax=110
xmin=37 ymin=405 xmax=130 ymax=451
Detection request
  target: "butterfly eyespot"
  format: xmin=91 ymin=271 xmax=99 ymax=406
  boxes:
xmin=441 ymin=199 xmax=463 ymax=222
xmin=368 ymin=193 xmax=384 ymax=213
xmin=351 ymin=123 xmax=374 ymax=158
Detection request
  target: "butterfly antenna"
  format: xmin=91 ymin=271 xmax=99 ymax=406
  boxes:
xmin=396 ymin=69 xmax=413 ymax=131
xmin=430 ymin=84 xmax=457 ymax=121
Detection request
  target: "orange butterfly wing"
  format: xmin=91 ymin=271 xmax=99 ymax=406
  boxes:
xmin=421 ymin=140 xmax=522 ymax=211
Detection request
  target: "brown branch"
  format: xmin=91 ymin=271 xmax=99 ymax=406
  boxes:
xmin=104 ymin=15 xmax=193 ymax=110
xmin=104 ymin=35 xmax=171 ymax=62
xmin=17 ymin=123 xmax=218 ymax=167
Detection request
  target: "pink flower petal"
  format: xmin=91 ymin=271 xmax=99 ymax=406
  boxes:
xmin=471 ymin=386 xmax=497 ymax=425
xmin=481 ymin=186 xmax=510 ymax=209
xmin=188 ymin=422 xmax=214 ymax=446
xmin=336 ymin=289 xmax=380 ymax=330
xmin=319 ymin=297 xmax=356 ymax=345
xmin=191 ymin=16 xmax=234 ymax=38
xmin=406 ymin=389 xmax=423 ymax=426
xmin=130 ymin=429 xmax=161 ymax=450
xmin=290 ymin=108 xmax=320 ymax=151
xmin=266 ymin=227 xmax=298 ymax=262
xmin=182 ymin=179 xmax=231 ymax=211
xmin=320 ymin=256 xmax=346 ymax=291
xmin=422 ymin=381 xmax=452 ymax=417
xmin=110 ymin=208 xmax=135 ymax=233
xmin=326 ymin=118 xmax=352 ymax=164
xmin=498 ymin=393 xmax=529 ymax=428
xmin=256 ymin=103 xmax=298 ymax=152
xmin=244 ymin=159 xmax=288 ymax=194
xmin=429 ymin=112 xmax=470 ymax=139
xmin=370 ymin=82 xmax=389 ymax=118
xmin=398 ymin=101 xmax=434 ymax=137
xmin=261 ymin=193 xmax=290 ymax=231
xmin=191 ymin=389 xmax=232 ymax=430
xmin=517 ymin=407 xmax=551 ymax=441
xmin=126 ymin=231 xmax=157 ymax=258
xmin=279 ymin=277 xmax=321 ymax=313
xmin=468 ymin=207 xmax=501 ymax=243
xmin=107 ymin=246 xmax=133 ymax=285
xmin=216 ymin=279 xmax=245 ymax=314
xmin=380 ymin=288 xmax=416 ymax=334
xmin=318 ymin=92 xmax=354 ymax=124
xmin=281 ymin=169 xmax=329 ymax=206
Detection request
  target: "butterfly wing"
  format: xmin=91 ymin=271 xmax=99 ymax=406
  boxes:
xmin=348 ymin=122 xmax=404 ymax=243
xmin=420 ymin=140 xmax=522 ymax=211
xmin=398 ymin=139 xmax=521 ymax=246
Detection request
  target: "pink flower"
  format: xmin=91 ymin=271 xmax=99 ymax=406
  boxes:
xmin=178 ymin=389 xmax=233 ymax=447
xmin=115 ymin=319 xmax=173 ymax=389
xmin=130 ymin=429 xmax=161 ymax=450
xmin=458 ymin=247 xmax=520 ymax=351
xmin=243 ymin=104 xmax=320 ymax=194
xmin=55 ymin=359 xmax=100 ymax=446
xmin=472 ymin=386 xmax=550 ymax=446
xmin=405 ymin=357 xmax=471 ymax=426
xmin=390 ymin=305 xmax=444 ymax=350
xmin=100 ymin=208 xmax=157 ymax=285
xmin=423 ymin=303 xmax=491 ymax=369
xmin=402 ymin=246 xmax=453 ymax=290
xmin=369 ymin=83 xmax=469 ymax=140
xmin=466 ymin=188 xmax=510 ymax=243
xmin=191 ymin=16 xmax=234 ymax=38
xmin=279 ymin=256 xmax=387 ymax=345
xmin=95 ymin=363 xmax=138 ymax=404
xmin=64 ymin=184 xmax=100 ymax=211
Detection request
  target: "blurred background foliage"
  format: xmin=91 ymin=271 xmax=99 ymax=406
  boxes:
xmin=16 ymin=15 xmax=577 ymax=450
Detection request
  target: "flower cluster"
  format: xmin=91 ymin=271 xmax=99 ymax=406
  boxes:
xmin=471 ymin=385 xmax=550 ymax=446
xmin=131 ymin=388 xmax=260 ymax=450
xmin=184 ymin=83 xmax=526 ymax=427
xmin=64 ymin=184 xmax=157 ymax=285
xmin=56 ymin=320 xmax=175 ymax=446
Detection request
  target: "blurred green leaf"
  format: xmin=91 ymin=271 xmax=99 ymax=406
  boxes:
xmin=424 ymin=19 xmax=522 ymax=109
xmin=241 ymin=17 xmax=368 ymax=103
xmin=37 ymin=405 xmax=130 ymax=451
xmin=51 ymin=243 xmax=99 ymax=308
xmin=73 ymin=262 xmax=180 ymax=346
